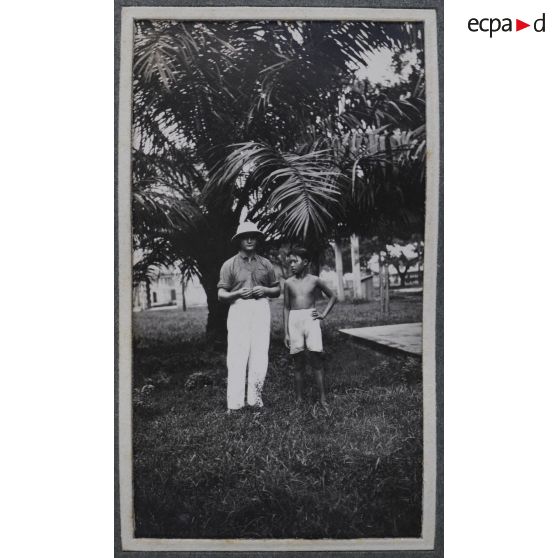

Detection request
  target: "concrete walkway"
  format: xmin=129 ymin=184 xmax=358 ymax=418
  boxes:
xmin=339 ymin=322 xmax=422 ymax=356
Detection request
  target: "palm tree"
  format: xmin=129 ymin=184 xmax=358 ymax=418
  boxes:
xmin=330 ymin=70 xmax=426 ymax=300
xmin=131 ymin=19 xmax=425 ymax=337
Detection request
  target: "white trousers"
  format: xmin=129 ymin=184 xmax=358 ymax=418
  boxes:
xmin=226 ymin=298 xmax=271 ymax=410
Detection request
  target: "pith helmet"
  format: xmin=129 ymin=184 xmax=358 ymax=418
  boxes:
xmin=231 ymin=221 xmax=265 ymax=242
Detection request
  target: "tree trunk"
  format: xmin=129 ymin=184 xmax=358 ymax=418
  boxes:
xmin=350 ymin=234 xmax=362 ymax=300
xmin=311 ymin=251 xmax=321 ymax=277
xmin=379 ymin=258 xmax=384 ymax=317
xmin=198 ymin=262 xmax=229 ymax=344
xmin=181 ymin=275 xmax=187 ymax=312
xmin=398 ymin=268 xmax=407 ymax=287
xmin=385 ymin=263 xmax=390 ymax=315
xmin=332 ymin=239 xmax=345 ymax=302
xmin=145 ymin=278 xmax=151 ymax=309
xmin=192 ymin=216 xmax=237 ymax=342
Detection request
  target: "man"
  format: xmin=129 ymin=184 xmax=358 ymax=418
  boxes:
xmin=218 ymin=222 xmax=280 ymax=412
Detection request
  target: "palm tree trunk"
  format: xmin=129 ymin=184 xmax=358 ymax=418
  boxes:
xmin=198 ymin=262 xmax=229 ymax=343
xmin=379 ymin=257 xmax=384 ymax=317
xmin=193 ymin=220 xmax=237 ymax=342
xmin=385 ymin=262 xmax=390 ymax=315
xmin=181 ymin=275 xmax=187 ymax=311
xmin=332 ymin=239 xmax=345 ymax=302
xmin=145 ymin=278 xmax=151 ymax=309
xmin=350 ymin=234 xmax=362 ymax=300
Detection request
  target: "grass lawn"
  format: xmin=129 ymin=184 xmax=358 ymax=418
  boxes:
xmin=132 ymin=293 xmax=423 ymax=539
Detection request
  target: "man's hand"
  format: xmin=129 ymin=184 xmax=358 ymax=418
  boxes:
xmin=238 ymin=287 xmax=253 ymax=299
xmin=284 ymin=334 xmax=290 ymax=349
xmin=312 ymin=309 xmax=325 ymax=320
xmin=251 ymin=286 xmax=266 ymax=299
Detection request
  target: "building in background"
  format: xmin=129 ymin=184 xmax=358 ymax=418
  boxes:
xmin=133 ymin=267 xmax=207 ymax=312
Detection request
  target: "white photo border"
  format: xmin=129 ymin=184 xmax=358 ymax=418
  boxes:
xmin=118 ymin=6 xmax=440 ymax=552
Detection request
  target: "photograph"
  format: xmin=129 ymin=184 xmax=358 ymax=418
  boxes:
xmin=117 ymin=5 xmax=440 ymax=553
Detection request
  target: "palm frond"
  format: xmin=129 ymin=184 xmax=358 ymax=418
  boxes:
xmin=134 ymin=21 xmax=201 ymax=89
xmin=132 ymin=147 xmax=204 ymax=236
xmin=205 ymin=142 xmax=340 ymax=240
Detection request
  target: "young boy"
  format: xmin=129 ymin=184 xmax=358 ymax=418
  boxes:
xmin=283 ymin=248 xmax=337 ymax=407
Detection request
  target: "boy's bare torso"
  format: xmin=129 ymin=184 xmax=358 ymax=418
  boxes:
xmin=285 ymin=274 xmax=321 ymax=309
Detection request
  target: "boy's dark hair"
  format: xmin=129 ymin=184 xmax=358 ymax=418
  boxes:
xmin=288 ymin=247 xmax=310 ymax=262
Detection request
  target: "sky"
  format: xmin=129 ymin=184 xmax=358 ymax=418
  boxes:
xmin=354 ymin=47 xmax=420 ymax=86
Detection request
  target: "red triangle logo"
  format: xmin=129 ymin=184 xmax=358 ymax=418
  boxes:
xmin=516 ymin=19 xmax=530 ymax=31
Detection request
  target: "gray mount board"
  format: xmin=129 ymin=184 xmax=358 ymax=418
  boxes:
xmin=115 ymin=1 xmax=444 ymax=555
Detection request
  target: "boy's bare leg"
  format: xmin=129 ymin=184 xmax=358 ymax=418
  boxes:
xmin=309 ymin=351 xmax=327 ymax=406
xmin=293 ymin=352 xmax=305 ymax=403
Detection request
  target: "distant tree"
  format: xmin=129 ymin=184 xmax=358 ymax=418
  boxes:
xmin=385 ymin=240 xmax=422 ymax=287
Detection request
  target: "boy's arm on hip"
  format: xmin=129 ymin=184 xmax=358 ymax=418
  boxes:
xmin=316 ymin=278 xmax=338 ymax=318
xmin=316 ymin=278 xmax=335 ymax=299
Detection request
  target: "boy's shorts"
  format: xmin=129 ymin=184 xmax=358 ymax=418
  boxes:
xmin=288 ymin=308 xmax=323 ymax=355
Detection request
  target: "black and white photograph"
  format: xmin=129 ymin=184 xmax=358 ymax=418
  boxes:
xmin=10 ymin=1 xmax=558 ymax=557
xmin=117 ymin=5 xmax=440 ymax=552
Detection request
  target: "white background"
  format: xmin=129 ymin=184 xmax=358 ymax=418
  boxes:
xmin=1 ymin=1 xmax=557 ymax=556
xmin=446 ymin=1 xmax=558 ymax=557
